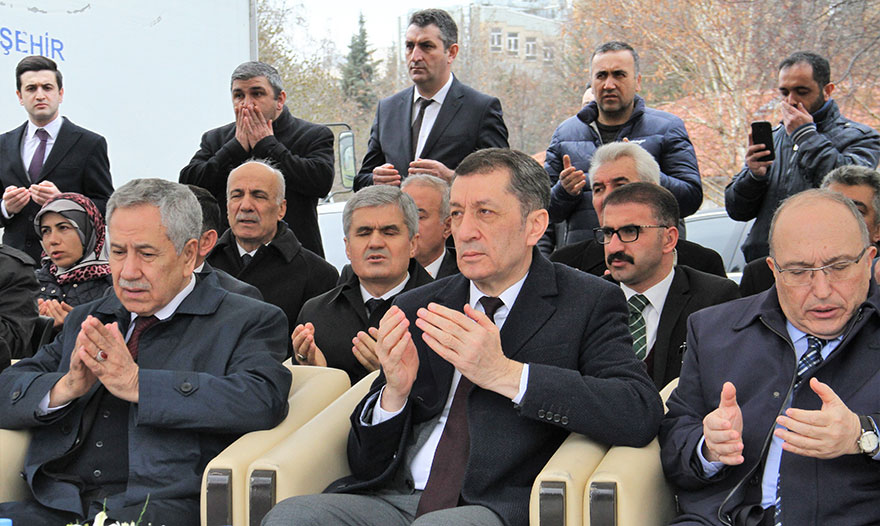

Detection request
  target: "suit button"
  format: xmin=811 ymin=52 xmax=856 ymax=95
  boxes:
xmin=26 ymin=241 xmax=33 ymax=247
xmin=538 ymin=410 xmax=545 ymax=418
xmin=553 ymin=414 xmax=561 ymax=423
xmin=102 ymin=410 xmax=111 ymax=418
xmin=180 ymin=382 xmax=193 ymax=393
xmin=95 ymin=441 xmax=103 ymax=448
xmin=93 ymin=469 xmax=102 ymax=478
xmin=546 ymin=413 xmax=553 ymax=421
xmin=61 ymin=424 xmax=72 ymax=434
xmin=561 ymin=416 xmax=568 ymax=425
xmin=72 ymin=284 xmax=77 ymax=288
xmin=11 ymin=390 xmax=21 ymax=400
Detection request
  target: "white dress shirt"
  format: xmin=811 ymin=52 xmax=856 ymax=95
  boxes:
xmin=412 ymin=74 xmax=454 ymax=160
xmin=364 ymin=273 xmax=530 ymax=490
xmin=1 ymin=115 xmax=64 ymax=219
xmin=422 ymin=248 xmax=447 ymax=279
xmin=359 ymin=272 xmax=410 ymax=304
xmin=620 ymin=267 xmax=675 ymax=356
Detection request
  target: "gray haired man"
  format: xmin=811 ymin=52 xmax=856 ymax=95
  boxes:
xmin=180 ymin=60 xmax=334 ymax=256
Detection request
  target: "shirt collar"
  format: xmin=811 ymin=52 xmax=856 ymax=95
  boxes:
xmin=27 ymin=115 xmax=62 ymax=140
xmin=785 ymin=320 xmax=843 ymax=360
xmin=129 ymin=274 xmax=196 ymax=323
xmin=422 ymin=247 xmax=447 ymax=279
xmin=236 ymin=242 xmax=260 ymax=258
xmin=620 ymin=266 xmax=676 ymax=310
xmin=360 ymin=272 xmax=411 ymax=303
xmin=414 ymin=73 xmax=454 ymax=105
xmin=467 ymin=271 xmax=528 ymax=313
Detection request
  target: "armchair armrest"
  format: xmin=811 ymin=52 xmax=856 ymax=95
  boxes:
xmin=0 ymin=428 xmax=31 ymax=502
xmin=246 ymin=370 xmax=380 ymax=525
xmin=201 ymin=365 xmax=351 ymax=526
xmin=584 ymin=378 xmax=679 ymax=526
xmin=529 ymin=433 xmax=610 ymax=526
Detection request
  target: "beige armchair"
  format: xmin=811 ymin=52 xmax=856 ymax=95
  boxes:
xmin=583 ymin=378 xmax=679 ymax=526
xmin=0 ymin=428 xmax=30 ymax=502
xmin=201 ymin=364 xmax=351 ymax=526
xmin=246 ymin=370 xmax=612 ymax=526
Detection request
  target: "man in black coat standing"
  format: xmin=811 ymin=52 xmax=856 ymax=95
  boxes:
xmin=293 ymin=186 xmax=433 ymax=383
xmin=0 ymin=56 xmax=113 ymax=262
xmin=180 ymin=61 xmax=333 ymax=257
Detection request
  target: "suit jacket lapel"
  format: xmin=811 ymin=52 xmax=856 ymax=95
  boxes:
xmin=39 ymin=117 xmax=80 ymax=181
xmin=5 ymin=122 xmax=30 ymax=186
xmin=388 ymin=88 xmax=416 ymax=164
xmin=420 ymin=79 xmax=464 ymax=158
xmin=653 ymin=268 xmax=690 ymax=386
xmin=500 ymin=254 xmax=558 ymax=361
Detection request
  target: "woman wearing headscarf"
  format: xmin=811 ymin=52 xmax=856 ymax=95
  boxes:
xmin=34 ymin=192 xmax=112 ymax=329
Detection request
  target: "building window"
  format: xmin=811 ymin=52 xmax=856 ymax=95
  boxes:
xmin=490 ymin=28 xmax=502 ymax=52
xmin=525 ymin=37 xmax=537 ymax=60
xmin=507 ymin=32 xmax=518 ymax=55
xmin=543 ymin=44 xmax=554 ymax=62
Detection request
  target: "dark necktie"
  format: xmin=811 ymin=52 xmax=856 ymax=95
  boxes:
xmin=627 ymin=294 xmax=650 ymax=360
xmin=241 ymin=253 xmax=253 ymax=267
xmin=28 ymin=128 xmax=49 ymax=182
xmin=411 ymin=97 xmax=434 ymax=161
xmin=416 ymin=295 xmax=504 ymax=516
xmin=365 ymin=298 xmax=385 ymax=319
xmin=774 ymin=335 xmax=825 ymax=526
xmin=127 ymin=315 xmax=159 ymax=361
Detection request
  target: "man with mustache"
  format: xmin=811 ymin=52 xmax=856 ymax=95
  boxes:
xmin=551 ymin=142 xmax=725 ymax=278
xmin=599 ymin=182 xmax=739 ymax=389
xmin=353 ymin=8 xmax=509 ymax=190
xmin=207 ymin=160 xmax=338 ymax=351
xmin=293 ymin=186 xmax=433 ymax=383
xmin=0 ymin=178 xmax=291 ymax=524
xmin=661 ymin=189 xmax=880 ymax=525
xmin=544 ymin=41 xmax=702 ymax=249
xmin=726 ymin=51 xmax=880 ymax=263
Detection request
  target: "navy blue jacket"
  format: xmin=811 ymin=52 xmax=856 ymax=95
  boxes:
xmin=660 ymin=284 xmax=880 ymax=525
xmin=545 ymin=96 xmax=702 ymax=246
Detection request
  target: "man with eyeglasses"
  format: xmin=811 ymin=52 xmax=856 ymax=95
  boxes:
xmin=660 ymin=189 xmax=880 ymax=526
xmin=598 ymin=182 xmax=738 ymax=389
xmin=550 ymin=142 xmax=725 ymax=277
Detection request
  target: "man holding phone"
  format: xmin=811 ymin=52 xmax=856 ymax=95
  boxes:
xmin=725 ymin=51 xmax=880 ymax=263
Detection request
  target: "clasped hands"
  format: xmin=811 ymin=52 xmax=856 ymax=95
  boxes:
xmin=372 ymin=158 xmax=454 ymax=186
xmin=701 ymin=379 xmax=861 ymax=466
xmin=291 ymin=322 xmax=381 ymax=372
xmin=2 ymin=181 xmax=61 ymax=214
xmin=38 ymin=298 xmax=73 ymax=328
xmin=50 ymin=315 xmax=140 ymax=407
xmin=234 ymin=102 xmax=274 ymax=152
xmin=373 ymin=303 xmax=523 ymax=413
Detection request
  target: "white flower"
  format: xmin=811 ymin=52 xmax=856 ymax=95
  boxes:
xmin=93 ymin=511 xmax=108 ymax=526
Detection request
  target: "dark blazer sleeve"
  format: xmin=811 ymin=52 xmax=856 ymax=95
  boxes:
xmin=179 ymin=126 xmax=250 ymax=200
xmin=80 ymin=134 xmax=113 ymax=216
xmin=476 ymin=96 xmax=509 ymax=150
xmin=354 ymin=104 xmax=388 ymax=191
xmin=0 ymin=251 xmax=39 ymax=371
xmin=251 ymin=121 xmax=335 ymax=199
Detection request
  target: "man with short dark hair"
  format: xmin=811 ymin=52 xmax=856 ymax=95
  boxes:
xmin=0 ymin=55 xmax=113 ymax=262
xmin=661 ymin=189 xmax=880 ymax=525
xmin=180 ymin=61 xmax=333 ymax=256
xmin=263 ymin=148 xmax=662 ymax=526
xmin=726 ymin=51 xmax=880 ymax=263
xmin=207 ymin=160 xmax=338 ymax=347
xmin=551 ymin=142 xmax=725 ymax=277
xmin=544 ymin=41 xmax=702 ymax=248
xmin=293 ymin=186 xmax=433 ymax=383
xmin=186 ymin=184 xmax=262 ymax=300
xmin=0 ymin=178 xmax=291 ymax=525
xmin=353 ymin=8 xmax=508 ymax=190
xmin=599 ymin=183 xmax=739 ymax=389
xmin=401 ymin=174 xmax=458 ymax=278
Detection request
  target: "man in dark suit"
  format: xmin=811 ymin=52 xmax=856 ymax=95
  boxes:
xmin=0 ymin=179 xmax=291 ymax=525
xmin=353 ymin=9 xmax=508 ymax=191
xmin=0 ymin=244 xmax=39 ymax=371
xmin=599 ymin=183 xmax=739 ymax=389
xmin=551 ymin=142 xmax=726 ymax=277
xmin=0 ymin=55 xmax=113 ymax=262
xmin=293 ymin=186 xmax=433 ymax=383
xmin=402 ymin=174 xmax=458 ymax=278
xmin=180 ymin=61 xmax=333 ymax=257
xmin=207 ymin=160 xmax=338 ymax=348
xmin=185 ymin=184 xmax=263 ymax=300
xmin=263 ymin=149 xmax=662 ymax=526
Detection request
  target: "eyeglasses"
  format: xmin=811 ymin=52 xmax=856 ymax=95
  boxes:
xmin=594 ymin=224 xmax=669 ymax=244
xmin=772 ymin=246 xmax=869 ymax=286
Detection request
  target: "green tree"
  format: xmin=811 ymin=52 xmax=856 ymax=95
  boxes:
xmin=341 ymin=13 xmax=379 ymax=111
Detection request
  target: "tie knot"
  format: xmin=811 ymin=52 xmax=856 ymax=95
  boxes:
xmin=35 ymin=128 xmax=49 ymax=141
xmin=479 ymin=296 xmax=505 ymax=323
xmin=627 ymin=293 xmax=649 ymax=314
xmin=241 ymin=253 xmax=253 ymax=267
xmin=806 ymin=335 xmax=826 ymax=352
xmin=365 ymin=298 xmax=385 ymax=318
xmin=133 ymin=315 xmax=159 ymax=332
xmin=417 ymin=97 xmax=434 ymax=110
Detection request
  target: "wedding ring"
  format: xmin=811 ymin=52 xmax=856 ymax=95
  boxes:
xmin=295 ymin=353 xmax=307 ymax=362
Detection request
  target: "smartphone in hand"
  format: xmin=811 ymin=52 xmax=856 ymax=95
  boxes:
xmin=751 ymin=121 xmax=775 ymax=162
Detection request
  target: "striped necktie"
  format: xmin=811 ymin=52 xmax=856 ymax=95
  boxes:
xmin=627 ymin=294 xmax=650 ymax=360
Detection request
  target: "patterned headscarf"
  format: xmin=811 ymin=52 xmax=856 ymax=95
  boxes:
xmin=34 ymin=193 xmax=111 ymax=285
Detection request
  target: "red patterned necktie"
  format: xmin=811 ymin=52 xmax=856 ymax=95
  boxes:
xmin=127 ymin=316 xmax=159 ymax=361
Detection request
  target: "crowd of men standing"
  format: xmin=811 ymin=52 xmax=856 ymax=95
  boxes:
xmin=0 ymin=6 xmax=879 ymax=526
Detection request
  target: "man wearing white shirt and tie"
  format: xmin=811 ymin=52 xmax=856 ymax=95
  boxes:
xmin=0 ymin=55 xmax=112 ymax=262
xmin=353 ymin=9 xmax=508 ymax=190
xmin=264 ymin=148 xmax=662 ymax=526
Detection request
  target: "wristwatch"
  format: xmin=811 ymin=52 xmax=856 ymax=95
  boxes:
xmin=857 ymin=415 xmax=880 ymax=456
